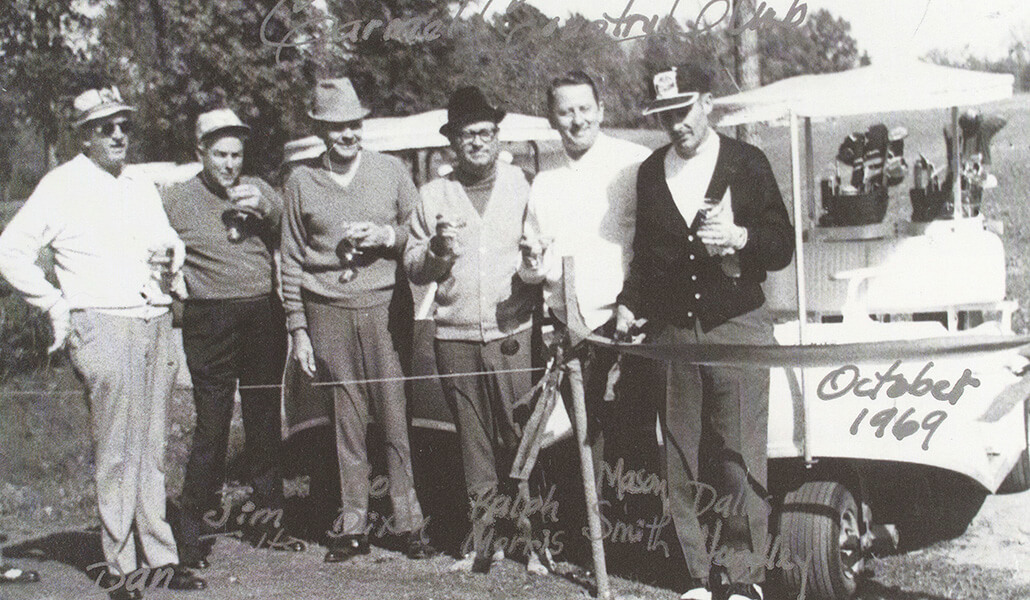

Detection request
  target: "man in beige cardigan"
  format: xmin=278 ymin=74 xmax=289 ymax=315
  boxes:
xmin=405 ymin=86 xmax=545 ymax=575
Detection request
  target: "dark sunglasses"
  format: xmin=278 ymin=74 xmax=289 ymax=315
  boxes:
xmin=96 ymin=120 xmax=134 ymax=136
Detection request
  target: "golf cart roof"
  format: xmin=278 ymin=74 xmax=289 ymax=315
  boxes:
xmin=361 ymin=109 xmax=561 ymax=152
xmin=714 ymin=60 xmax=1014 ymax=126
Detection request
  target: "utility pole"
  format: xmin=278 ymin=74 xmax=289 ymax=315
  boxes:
xmin=732 ymin=0 xmax=760 ymax=145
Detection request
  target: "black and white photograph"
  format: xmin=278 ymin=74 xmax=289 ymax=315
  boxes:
xmin=1 ymin=1 xmax=1029 ymax=599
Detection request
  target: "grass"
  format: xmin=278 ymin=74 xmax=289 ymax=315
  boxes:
xmin=4 ymin=95 xmax=1030 ymax=598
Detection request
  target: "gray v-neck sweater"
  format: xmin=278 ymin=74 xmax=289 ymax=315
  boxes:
xmin=281 ymin=151 xmax=419 ymax=332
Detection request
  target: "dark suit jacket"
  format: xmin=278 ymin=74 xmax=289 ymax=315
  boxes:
xmin=618 ymin=134 xmax=794 ymax=331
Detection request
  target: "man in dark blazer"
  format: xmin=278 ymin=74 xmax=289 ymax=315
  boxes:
xmin=616 ymin=64 xmax=793 ymax=600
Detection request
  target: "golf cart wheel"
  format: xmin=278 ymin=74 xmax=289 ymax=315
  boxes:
xmin=779 ymin=481 xmax=862 ymax=600
xmin=998 ymin=398 xmax=1030 ymax=493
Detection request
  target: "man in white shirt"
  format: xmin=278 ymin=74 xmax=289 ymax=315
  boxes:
xmin=518 ymin=71 xmax=652 ymax=477
xmin=0 ymin=87 xmax=205 ymax=599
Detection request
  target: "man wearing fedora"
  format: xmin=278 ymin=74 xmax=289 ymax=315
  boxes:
xmin=281 ymin=78 xmax=433 ymax=562
xmin=0 ymin=87 xmax=206 ymax=598
xmin=404 ymin=86 xmax=544 ymax=575
xmin=616 ymin=64 xmax=793 ymax=600
xmin=163 ymin=107 xmax=303 ymax=568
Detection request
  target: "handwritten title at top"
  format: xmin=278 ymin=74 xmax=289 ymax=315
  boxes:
xmin=261 ymin=0 xmax=809 ymax=61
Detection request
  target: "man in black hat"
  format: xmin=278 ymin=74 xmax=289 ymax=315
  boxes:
xmin=404 ymin=86 xmax=544 ymax=574
xmin=281 ymin=78 xmax=433 ymax=563
xmin=616 ymin=64 xmax=793 ymax=600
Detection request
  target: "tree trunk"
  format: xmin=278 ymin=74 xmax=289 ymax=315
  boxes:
xmin=732 ymin=0 xmax=760 ymax=145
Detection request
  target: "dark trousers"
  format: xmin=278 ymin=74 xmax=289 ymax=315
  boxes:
xmin=658 ymin=308 xmax=772 ymax=585
xmin=178 ymin=295 xmax=288 ymax=557
xmin=435 ymin=328 xmax=534 ymax=556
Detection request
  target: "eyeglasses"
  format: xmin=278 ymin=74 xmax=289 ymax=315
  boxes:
xmin=458 ymin=127 xmax=498 ymax=144
xmin=96 ymin=120 xmax=134 ymax=137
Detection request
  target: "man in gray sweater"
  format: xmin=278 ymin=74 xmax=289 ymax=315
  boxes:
xmin=163 ymin=108 xmax=303 ymax=568
xmin=281 ymin=78 xmax=433 ymax=563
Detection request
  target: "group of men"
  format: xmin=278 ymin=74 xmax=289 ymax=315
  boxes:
xmin=0 ymin=61 xmax=792 ymax=600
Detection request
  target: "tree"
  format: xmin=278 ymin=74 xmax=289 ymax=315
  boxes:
xmin=0 ymin=0 xmax=103 ymax=169
xmin=731 ymin=0 xmax=760 ymax=144
xmin=759 ymin=8 xmax=859 ymax=83
xmin=925 ymin=41 xmax=1030 ymax=92
xmin=95 ymin=0 xmax=315 ymax=175
xmin=326 ymin=0 xmax=457 ymax=115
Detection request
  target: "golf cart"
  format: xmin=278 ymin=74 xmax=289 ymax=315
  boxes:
xmin=706 ymin=60 xmax=1030 ymax=599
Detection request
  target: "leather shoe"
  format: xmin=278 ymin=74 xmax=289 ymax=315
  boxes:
xmin=151 ymin=565 xmax=206 ymax=591
xmin=108 ymin=588 xmax=144 ymax=600
xmin=272 ymin=539 xmax=307 ymax=552
xmin=0 ymin=564 xmax=40 ymax=584
xmin=324 ymin=535 xmax=369 ymax=563
xmin=95 ymin=569 xmax=142 ymax=600
xmin=252 ymin=528 xmax=307 ymax=552
xmin=181 ymin=557 xmax=209 ymax=570
xmin=405 ymin=533 xmax=438 ymax=559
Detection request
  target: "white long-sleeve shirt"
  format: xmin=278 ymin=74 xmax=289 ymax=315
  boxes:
xmin=519 ymin=134 xmax=651 ymax=330
xmin=0 ymin=154 xmax=182 ymax=319
xmin=664 ymin=131 xmax=721 ymax=223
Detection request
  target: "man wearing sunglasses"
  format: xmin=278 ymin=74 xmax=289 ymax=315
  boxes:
xmin=405 ymin=86 xmax=544 ymax=575
xmin=0 ymin=87 xmax=206 ymax=599
xmin=280 ymin=78 xmax=433 ymax=563
xmin=616 ymin=64 xmax=794 ymax=600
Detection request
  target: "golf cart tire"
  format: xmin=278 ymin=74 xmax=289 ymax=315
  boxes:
xmin=779 ymin=481 xmax=862 ymax=600
xmin=998 ymin=398 xmax=1030 ymax=493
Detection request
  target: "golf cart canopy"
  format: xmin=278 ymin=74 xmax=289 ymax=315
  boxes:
xmin=362 ymin=109 xmax=561 ymax=152
xmin=713 ymin=60 xmax=1014 ymax=125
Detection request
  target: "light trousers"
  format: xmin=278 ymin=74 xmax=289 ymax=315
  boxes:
xmin=68 ymin=310 xmax=180 ymax=574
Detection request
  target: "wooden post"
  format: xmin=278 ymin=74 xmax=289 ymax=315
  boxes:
xmin=732 ymin=0 xmax=761 ymax=145
xmin=561 ymin=257 xmax=612 ymax=599
xmin=568 ymin=361 xmax=611 ymax=599
xmin=951 ymin=106 xmax=962 ymax=219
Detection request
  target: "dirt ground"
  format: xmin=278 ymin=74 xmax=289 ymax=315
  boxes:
xmin=1 ymin=491 xmax=1029 ymax=600
xmin=2 ymin=369 xmax=1029 ymax=600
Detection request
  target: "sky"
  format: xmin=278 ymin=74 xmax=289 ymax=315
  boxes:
xmin=477 ymin=0 xmax=1030 ymax=64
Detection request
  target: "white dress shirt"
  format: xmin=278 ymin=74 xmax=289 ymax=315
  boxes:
xmin=520 ymin=134 xmax=651 ymax=330
xmin=0 ymin=154 xmax=182 ymax=319
xmin=664 ymin=130 xmax=722 ymax=225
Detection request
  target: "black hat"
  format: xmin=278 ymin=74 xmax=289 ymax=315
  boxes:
xmin=440 ymin=86 xmax=506 ymax=137
xmin=642 ymin=63 xmax=714 ymax=116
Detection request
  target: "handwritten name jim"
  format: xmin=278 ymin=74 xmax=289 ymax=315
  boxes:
xmin=261 ymin=0 xmax=808 ymax=60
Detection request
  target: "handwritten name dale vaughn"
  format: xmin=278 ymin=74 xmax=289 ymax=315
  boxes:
xmin=261 ymin=0 xmax=808 ymax=58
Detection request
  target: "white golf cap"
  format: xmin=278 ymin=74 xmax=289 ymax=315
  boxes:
xmin=195 ymin=108 xmax=251 ymax=143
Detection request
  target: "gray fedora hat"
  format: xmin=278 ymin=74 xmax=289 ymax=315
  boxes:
xmin=195 ymin=108 xmax=251 ymax=143
xmin=308 ymin=78 xmax=371 ymax=123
